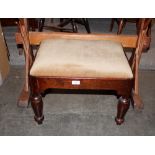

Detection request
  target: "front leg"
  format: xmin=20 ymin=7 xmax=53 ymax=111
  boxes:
xmin=115 ymin=96 xmax=130 ymax=125
xmin=31 ymin=94 xmax=44 ymax=124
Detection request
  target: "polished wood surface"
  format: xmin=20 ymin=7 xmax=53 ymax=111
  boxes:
xmin=16 ymin=31 xmax=150 ymax=50
xmin=34 ymin=77 xmax=133 ymax=97
xmin=16 ymin=32 xmax=138 ymax=47
xmin=31 ymin=94 xmax=44 ymax=124
xmin=115 ymin=97 xmax=130 ymax=125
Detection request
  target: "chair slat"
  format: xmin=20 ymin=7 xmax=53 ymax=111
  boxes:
xmin=16 ymin=32 xmax=138 ymax=48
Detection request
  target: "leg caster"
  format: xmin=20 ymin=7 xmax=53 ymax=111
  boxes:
xmin=115 ymin=96 xmax=130 ymax=125
xmin=31 ymin=94 xmax=44 ymax=124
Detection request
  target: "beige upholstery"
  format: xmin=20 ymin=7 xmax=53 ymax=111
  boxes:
xmin=30 ymin=39 xmax=133 ymax=79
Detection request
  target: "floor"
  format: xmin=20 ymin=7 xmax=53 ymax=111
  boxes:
xmin=0 ymin=19 xmax=155 ymax=135
xmin=0 ymin=66 xmax=155 ymax=135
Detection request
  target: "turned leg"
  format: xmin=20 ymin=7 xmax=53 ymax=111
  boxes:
xmin=115 ymin=96 xmax=130 ymax=125
xmin=31 ymin=94 xmax=44 ymax=124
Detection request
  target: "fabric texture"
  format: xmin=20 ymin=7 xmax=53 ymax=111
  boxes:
xmin=30 ymin=39 xmax=133 ymax=79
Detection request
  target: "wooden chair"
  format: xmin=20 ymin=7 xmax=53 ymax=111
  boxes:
xmin=110 ymin=18 xmax=152 ymax=36
xmin=38 ymin=18 xmax=91 ymax=33
xmin=110 ymin=18 xmax=139 ymax=34
xmin=15 ymin=18 xmax=151 ymax=125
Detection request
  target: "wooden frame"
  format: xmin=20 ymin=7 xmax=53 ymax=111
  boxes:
xmin=16 ymin=31 xmax=138 ymax=46
xmin=15 ymin=32 xmax=150 ymax=50
xmin=16 ymin=18 xmax=152 ymax=125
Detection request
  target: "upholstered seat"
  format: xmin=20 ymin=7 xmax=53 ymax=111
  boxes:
xmin=17 ymin=19 xmax=151 ymax=125
xmin=30 ymin=39 xmax=133 ymax=79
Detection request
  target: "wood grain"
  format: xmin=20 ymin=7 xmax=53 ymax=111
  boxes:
xmin=33 ymin=76 xmax=133 ymax=97
xmin=16 ymin=31 xmax=138 ymax=48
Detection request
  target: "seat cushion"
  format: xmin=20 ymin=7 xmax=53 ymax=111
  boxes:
xmin=30 ymin=39 xmax=133 ymax=79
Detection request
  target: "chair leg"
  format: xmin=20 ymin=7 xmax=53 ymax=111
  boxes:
xmin=71 ymin=19 xmax=78 ymax=33
xmin=109 ymin=18 xmax=115 ymax=32
xmin=31 ymin=94 xmax=44 ymax=124
xmin=115 ymin=96 xmax=130 ymax=125
xmin=117 ymin=19 xmax=124 ymax=34
xmin=38 ymin=18 xmax=45 ymax=32
xmin=59 ymin=18 xmax=64 ymax=32
xmin=83 ymin=18 xmax=91 ymax=33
